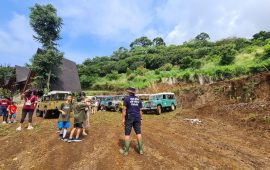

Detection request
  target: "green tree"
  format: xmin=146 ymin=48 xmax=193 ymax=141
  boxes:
xmin=30 ymin=4 xmax=63 ymax=48
xmin=180 ymin=56 xmax=201 ymax=69
xmin=195 ymin=32 xmax=210 ymax=41
xmin=31 ymin=49 xmax=63 ymax=90
xmin=111 ymin=47 xmax=129 ymax=61
xmin=153 ymin=37 xmax=166 ymax=46
xmin=252 ymin=31 xmax=270 ymax=41
xmin=219 ymin=44 xmax=236 ymax=65
xmin=29 ymin=4 xmax=63 ymax=91
xmin=130 ymin=36 xmax=152 ymax=48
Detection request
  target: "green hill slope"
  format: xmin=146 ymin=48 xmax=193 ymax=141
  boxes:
xmin=78 ymin=31 xmax=270 ymax=90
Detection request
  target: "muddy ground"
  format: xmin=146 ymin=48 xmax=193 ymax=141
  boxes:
xmin=0 ymin=107 xmax=269 ymax=170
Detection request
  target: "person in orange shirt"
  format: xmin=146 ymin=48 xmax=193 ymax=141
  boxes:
xmin=7 ymin=101 xmax=17 ymax=123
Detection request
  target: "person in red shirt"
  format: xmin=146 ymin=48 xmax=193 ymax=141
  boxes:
xmin=16 ymin=89 xmax=38 ymax=131
xmin=7 ymin=101 xmax=17 ymax=123
xmin=0 ymin=96 xmax=11 ymax=124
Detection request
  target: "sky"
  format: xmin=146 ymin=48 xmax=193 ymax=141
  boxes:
xmin=0 ymin=0 xmax=270 ymax=66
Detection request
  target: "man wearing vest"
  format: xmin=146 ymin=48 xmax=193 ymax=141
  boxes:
xmin=120 ymin=87 xmax=144 ymax=156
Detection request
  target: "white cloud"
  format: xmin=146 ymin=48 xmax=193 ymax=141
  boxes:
xmin=156 ymin=0 xmax=270 ymax=44
xmin=54 ymin=0 xmax=154 ymax=41
xmin=165 ymin=25 xmax=188 ymax=44
xmin=2 ymin=0 xmax=270 ymax=65
xmin=0 ymin=13 xmax=39 ymax=65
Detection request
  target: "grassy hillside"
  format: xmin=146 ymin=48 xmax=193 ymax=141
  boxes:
xmin=78 ymin=31 xmax=270 ymax=90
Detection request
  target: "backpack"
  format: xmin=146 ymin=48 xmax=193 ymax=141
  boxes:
xmin=25 ymin=96 xmax=33 ymax=106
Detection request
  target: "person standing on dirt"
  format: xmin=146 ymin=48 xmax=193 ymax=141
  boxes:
xmin=7 ymin=101 xmax=17 ymax=123
xmin=80 ymin=92 xmax=89 ymax=136
xmin=0 ymin=96 xmax=11 ymax=124
xmin=58 ymin=94 xmax=73 ymax=141
xmin=120 ymin=87 xmax=144 ymax=156
xmin=68 ymin=92 xmax=91 ymax=142
xmin=16 ymin=90 xmax=38 ymax=131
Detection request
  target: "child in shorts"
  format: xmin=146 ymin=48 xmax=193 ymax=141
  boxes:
xmin=7 ymin=102 xmax=17 ymax=123
xmin=58 ymin=94 xmax=73 ymax=141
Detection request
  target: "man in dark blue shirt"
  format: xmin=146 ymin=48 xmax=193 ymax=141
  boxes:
xmin=120 ymin=87 xmax=144 ymax=156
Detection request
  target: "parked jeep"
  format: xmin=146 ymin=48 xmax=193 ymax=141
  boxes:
xmin=36 ymin=91 xmax=72 ymax=118
xmin=137 ymin=94 xmax=150 ymax=103
xmin=118 ymin=94 xmax=150 ymax=112
xmin=106 ymin=95 xmax=125 ymax=112
xmin=142 ymin=92 xmax=177 ymax=114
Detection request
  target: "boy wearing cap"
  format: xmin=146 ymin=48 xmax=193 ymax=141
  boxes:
xmin=120 ymin=87 xmax=144 ymax=156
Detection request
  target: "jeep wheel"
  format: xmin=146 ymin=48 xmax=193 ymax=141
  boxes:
xmin=115 ymin=105 xmax=120 ymax=112
xmin=156 ymin=106 xmax=162 ymax=115
xmin=36 ymin=110 xmax=41 ymax=117
xmin=171 ymin=104 xmax=176 ymax=111
xmin=43 ymin=109 xmax=48 ymax=119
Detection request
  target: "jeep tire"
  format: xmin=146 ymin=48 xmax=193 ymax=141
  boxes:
xmin=157 ymin=105 xmax=162 ymax=115
xmin=171 ymin=104 xmax=176 ymax=111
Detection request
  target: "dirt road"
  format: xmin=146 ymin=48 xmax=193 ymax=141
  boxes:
xmin=0 ymin=109 xmax=269 ymax=170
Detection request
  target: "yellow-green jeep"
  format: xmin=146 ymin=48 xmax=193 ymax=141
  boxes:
xmin=36 ymin=91 xmax=72 ymax=118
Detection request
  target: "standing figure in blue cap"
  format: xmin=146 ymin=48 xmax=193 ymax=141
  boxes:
xmin=120 ymin=87 xmax=144 ymax=156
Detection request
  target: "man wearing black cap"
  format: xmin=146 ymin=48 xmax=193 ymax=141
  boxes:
xmin=120 ymin=87 xmax=144 ymax=156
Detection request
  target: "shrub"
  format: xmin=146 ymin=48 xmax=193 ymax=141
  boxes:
xmin=180 ymin=56 xmax=201 ymax=69
xmin=160 ymin=63 xmax=173 ymax=71
xmin=127 ymin=73 xmax=136 ymax=80
xmin=219 ymin=44 xmax=236 ymax=65
xmin=80 ymin=75 xmax=96 ymax=89
xmin=106 ymin=71 xmax=119 ymax=81
xmin=261 ymin=44 xmax=270 ymax=59
xmin=135 ymin=66 xmax=146 ymax=76
xmin=154 ymin=69 xmax=160 ymax=75
xmin=219 ymin=54 xmax=235 ymax=65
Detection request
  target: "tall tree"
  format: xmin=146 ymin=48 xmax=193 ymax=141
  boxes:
xmin=130 ymin=36 xmax=152 ymax=48
xmin=29 ymin=4 xmax=63 ymax=91
xmin=153 ymin=37 xmax=166 ymax=46
xmin=30 ymin=4 xmax=63 ymax=48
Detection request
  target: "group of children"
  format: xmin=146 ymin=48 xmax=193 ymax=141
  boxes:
xmin=1 ymin=90 xmax=92 ymax=143
xmin=0 ymin=97 xmax=17 ymax=124
xmin=58 ymin=92 xmax=91 ymax=143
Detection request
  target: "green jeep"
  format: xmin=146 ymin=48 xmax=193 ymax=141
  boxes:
xmin=142 ymin=93 xmax=177 ymax=115
xmin=36 ymin=91 xmax=72 ymax=118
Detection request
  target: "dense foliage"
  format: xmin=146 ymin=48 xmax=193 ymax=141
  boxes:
xmin=0 ymin=65 xmax=15 ymax=88
xmin=79 ymin=31 xmax=270 ymax=90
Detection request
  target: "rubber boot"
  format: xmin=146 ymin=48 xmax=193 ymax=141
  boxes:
xmin=119 ymin=140 xmax=130 ymax=156
xmin=137 ymin=139 xmax=144 ymax=155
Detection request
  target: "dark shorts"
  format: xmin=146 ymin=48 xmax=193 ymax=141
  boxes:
xmin=125 ymin=116 xmax=141 ymax=136
xmin=0 ymin=107 xmax=8 ymax=116
xmin=74 ymin=122 xmax=83 ymax=128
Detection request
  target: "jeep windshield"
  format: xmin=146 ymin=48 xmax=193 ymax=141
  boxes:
xmin=114 ymin=96 xmax=124 ymax=100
